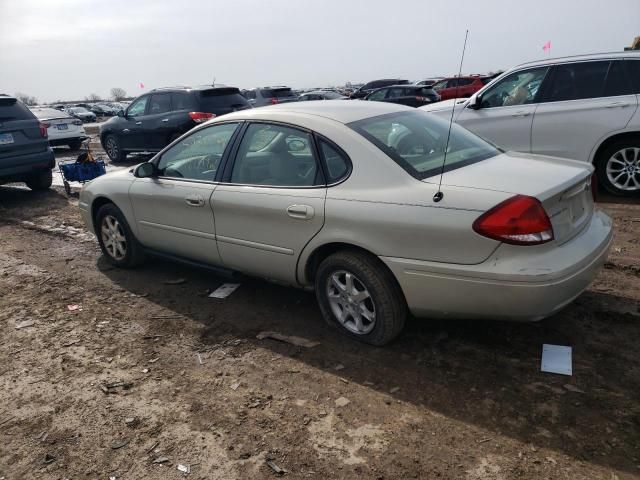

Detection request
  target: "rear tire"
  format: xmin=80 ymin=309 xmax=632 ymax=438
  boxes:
xmin=95 ymin=203 xmax=145 ymax=268
xmin=104 ymin=134 xmax=127 ymax=163
xmin=25 ymin=169 xmax=53 ymax=191
xmin=68 ymin=139 xmax=82 ymax=151
xmin=315 ymin=250 xmax=407 ymax=346
xmin=595 ymin=138 xmax=640 ymax=197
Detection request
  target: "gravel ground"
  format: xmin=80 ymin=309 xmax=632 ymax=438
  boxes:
xmin=0 ymin=172 xmax=639 ymax=479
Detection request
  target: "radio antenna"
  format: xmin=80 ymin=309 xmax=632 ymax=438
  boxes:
xmin=433 ymin=29 xmax=469 ymax=203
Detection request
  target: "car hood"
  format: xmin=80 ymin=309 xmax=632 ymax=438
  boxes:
xmin=427 ymin=151 xmax=593 ymax=199
xmin=419 ymin=97 xmax=468 ymax=113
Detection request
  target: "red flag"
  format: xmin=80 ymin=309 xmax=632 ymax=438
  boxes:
xmin=542 ymin=41 xmax=551 ymax=52
xmin=139 ymin=82 xmax=145 ymax=89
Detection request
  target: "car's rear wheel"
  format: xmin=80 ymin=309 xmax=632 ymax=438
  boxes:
xmin=68 ymin=139 xmax=82 ymax=151
xmin=315 ymin=251 xmax=407 ymax=346
xmin=95 ymin=203 xmax=145 ymax=268
xmin=104 ymin=134 xmax=127 ymax=163
xmin=596 ymin=138 xmax=640 ymax=197
xmin=25 ymin=169 xmax=53 ymax=191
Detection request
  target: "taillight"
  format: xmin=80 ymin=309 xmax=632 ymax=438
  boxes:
xmin=39 ymin=123 xmax=48 ymax=138
xmin=590 ymin=174 xmax=598 ymax=202
xmin=269 ymin=98 xmax=279 ymax=105
xmin=188 ymin=112 xmax=215 ymax=123
xmin=473 ymin=195 xmax=554 ymax=245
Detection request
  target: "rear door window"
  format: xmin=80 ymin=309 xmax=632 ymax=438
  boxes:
xmin=625 ymin=60 xmax=640 ymax=93
xmin=368 ymin=89 xmax=387 ymax=101
xmin=387 ymin=88 xmax=406 ymax=98
xmin=171 ymin=92 xmax=196 ymax=110
xmin=547 ymin=61 xmax=609 ymax=102
xmin=604 ymin=61 xmax=633 ymax=97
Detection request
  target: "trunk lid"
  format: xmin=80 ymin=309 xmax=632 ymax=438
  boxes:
xmin=434 ymin=151 xmax=594 ymax=245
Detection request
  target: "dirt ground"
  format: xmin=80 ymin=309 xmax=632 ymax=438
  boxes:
xmin=1 ymin=153 xmax=639 ymax=479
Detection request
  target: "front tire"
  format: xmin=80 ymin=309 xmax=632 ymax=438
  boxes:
xmin=104 ymin=134 xmax=127 ymax=163
xmin=95 ymin=203 xmax=145 ymax=268
xmin=596 ymin=138 xmax=640 ymax=197
xmin=315 ymin=251 xmax=407 ymax=346
xmin=25 ymin=169 xmax=53 ymax=191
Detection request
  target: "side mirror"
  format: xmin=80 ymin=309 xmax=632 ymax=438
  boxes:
xmin=134 ymin=162 xmax=156 ymax=178
xmin=117 ymin=109 xmax=125 ymax=117
xmin=468 ymin=94 xmax=482 ymax=110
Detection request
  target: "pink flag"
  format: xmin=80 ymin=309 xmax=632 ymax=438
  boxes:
xmin=542 ymin=41 xmax=551 ymax=52
xmin=139 ymin=82 xmax=145 ymax=89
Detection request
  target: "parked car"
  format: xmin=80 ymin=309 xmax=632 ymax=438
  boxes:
xmin=414 ymin=78 xmax=444 ymax=86
xmin=0 ymin=95 xmax=55 ymax=190
xmin=65 ymin=107 xmax=97 ymax=123
xmin=431 ymin=75 xmax=492 ymax=100
xmin=79 ymin=101 xmax=611 ymax=345
xmin=299 ymin=90 xmax=348 ymax=101
xmin=421 ymin=52 xmax=640 ymax=196
xmin=242 ymin=87 xmax=298 ymax=107
xmin=350 ymin=79 xmax=410 ymax=99
xmin=90 ymin=104 xmax=116 ymax=117
xmin=100 ymin=85 xmax=251 ymax=162
xmin=30 ymin=107 xmax=88 ymax=150
xmin=365 ymin=85 xmax=440 ymax=107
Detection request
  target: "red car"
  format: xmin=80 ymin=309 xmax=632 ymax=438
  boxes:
xmin=431 ymin=75 xmax=493 ymax=101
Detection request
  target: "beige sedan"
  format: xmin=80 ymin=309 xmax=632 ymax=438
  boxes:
xmin=79 ymin=101 xmax=612 ymax=345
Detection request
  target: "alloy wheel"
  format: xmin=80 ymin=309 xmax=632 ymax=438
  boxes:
xmin=101 ymin=215 xmax=127 ymax=260
xmin=326 ymin=270 xmax=376 ymax=335
xmin=105 ymin=137 xmax=119 ymax=160
xmin=606 ymin=147 xmax=640 ymax=192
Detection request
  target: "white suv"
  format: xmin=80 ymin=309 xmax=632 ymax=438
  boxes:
xmin=420 ymin=52 xmax=640 ymax=196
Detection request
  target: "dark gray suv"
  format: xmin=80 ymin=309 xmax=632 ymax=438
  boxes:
xmin=0 ymin=95 xmax=55 ymax=190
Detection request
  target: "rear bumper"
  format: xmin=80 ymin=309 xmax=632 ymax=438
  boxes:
xmin=381 ymin=209 xmax=613 ymax=321
xmin=0 ymin=148 xmax=56 ymax=180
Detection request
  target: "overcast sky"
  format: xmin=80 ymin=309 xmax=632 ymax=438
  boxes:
xmin=1 ymin=0 xmax=638 ymax=102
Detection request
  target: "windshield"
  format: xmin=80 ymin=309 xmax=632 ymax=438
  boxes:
xmin=348 ymin=110 xmax=500 ymax=180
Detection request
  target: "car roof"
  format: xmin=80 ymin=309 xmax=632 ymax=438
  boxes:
xmin=149 ymin=85 xmax=240 ymax=93
xmin=218 ymin=100 xmax=411 ymax=124
xmin=514 ymin=51 xmax=640 ymax=69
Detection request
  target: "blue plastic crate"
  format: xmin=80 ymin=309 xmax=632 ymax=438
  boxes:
xmin=60 ymin=160 xmax=106 ymax=182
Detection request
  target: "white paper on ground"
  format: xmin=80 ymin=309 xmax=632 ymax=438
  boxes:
xmin=209 ymin=283 xmax=241 ymax=299
xmin=541 ymin=344 xmax=572 ymax=376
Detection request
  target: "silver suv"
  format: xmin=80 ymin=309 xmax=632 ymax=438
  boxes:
xmin=242 ymin=86 xmax=298 ymax=107
xmin=421 ymin=52 xmax=640 ymax=196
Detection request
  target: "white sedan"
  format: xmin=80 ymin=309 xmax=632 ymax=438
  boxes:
xmin=30 ymin=107 xmax=88 ymax=150
xmin=78 ymin=101 xmax=612 ymax=345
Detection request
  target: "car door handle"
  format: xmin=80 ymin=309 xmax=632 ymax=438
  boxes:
xmin=122 ymin=128 xmax=130 ymax=133
xmin=287 ymin=204 xmax=314 ymax=220
xmin=161 ymin=118 xmax=169 ymax=123
xmin=605 ymin=102 xmax=629 ymax=108
xmin=185 ymin=195 xmax=205 ymax=207
xmin=135 ymin=121 xmax=142 ymax=125
xmin=511 ymin=111 xmax=530 ymax=117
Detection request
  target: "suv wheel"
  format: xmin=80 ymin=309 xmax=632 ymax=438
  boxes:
xmin=95 ymin=203 xmax=145 ymax=268
xmin=25 ymin=169 xmax=53 ymax=191
xmin=315 ymin=251 xmax=407 ymax=346
xmin=104 ymin=134 xmax=126 ymax=163
xmin=596 ymin=138 xmax=640 ymax=196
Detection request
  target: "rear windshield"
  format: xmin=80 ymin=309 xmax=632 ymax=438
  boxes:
xmin=0 ymin=98 xmax=36 ymax=121
xmin=260 ymin=88 xmax=295 ymax=98
xmin=31 ymin=108 xmax=69 ymax=119
xmin=198 ymin=89 xmax=250 ymax=109
xmin=348 ymin=110 xmax=499 ymax=180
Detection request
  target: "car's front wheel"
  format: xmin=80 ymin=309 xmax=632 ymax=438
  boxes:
xmin=25 ymin=169 xmax=53 ymax=191
xmin=315 ymin=251 xmax=407 ymax=346
xmin=596 ymin=138 xmax=640 ymax=197
xmin=104 ymin=134 xmax=127 ymax=163
xmin=95 ymin=203 xmax=145 ymax=268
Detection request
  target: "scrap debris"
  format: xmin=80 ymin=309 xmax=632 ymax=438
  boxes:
xmin=266 ymin=459 xmax=287 ymax=476
xmin=15 ymin=319 xmax=35 ymax=329
xmin=541 ymin=344 xmax=573 ymax=376
xmin=100 ymin=381 xmax=133 ymax=394
xmin=209 ymin=283 xmax=241 ymax=298
xmin=256 ymin=331 xmax=320 ymax=348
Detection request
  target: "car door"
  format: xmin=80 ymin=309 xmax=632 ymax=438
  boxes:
xmin=531 ymin=60 xmax=638 ymax=161
xmin=367 ymin=88 xmax=388 ymax=102
xmin=455 ymin=66 xmax=550 ymax=153
xmin=120 ymin=95 xmax=149 ymax=150
xmin=211 ymin=122 xmax=326 ymax=284
xmin=144 ymin=92 xmax=175 ymax=150
xmin=128 ymin=122 xmax=241 ymax=265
